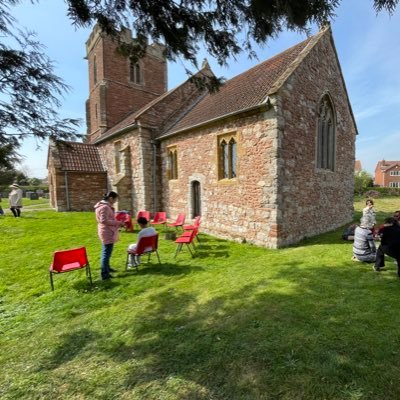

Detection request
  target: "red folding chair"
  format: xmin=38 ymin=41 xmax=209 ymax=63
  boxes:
xmin=151 ymin=212 xmax=167 ymax=227
xmin=49 ymin=247 xmax=92 ymax=291
xmin=183 ymin=216 xmax=201 ymax=231
xmin=175 ymin=228 xmax=198 ymax=258
xmin=137 ymin=210 xmax=151 ymax=222
xmin=167 ymin=213 xmax=186 ymax=231
xmin=115 ymin=212 xmax=134 ymax=232
xmin=126 ymin=233 xmax=161 ymax=271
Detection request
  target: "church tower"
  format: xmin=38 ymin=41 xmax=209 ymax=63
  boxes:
xmin=85 ymin=25 xmax=167 ymax=143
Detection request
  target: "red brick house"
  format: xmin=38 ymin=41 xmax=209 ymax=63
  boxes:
xmin=48 ymin=25 xmax=357 ymax=248
xmin=374 ymin=160 xmax=400 ymax=187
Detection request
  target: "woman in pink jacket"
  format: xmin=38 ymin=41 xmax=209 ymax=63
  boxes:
xmin=94 ymin=191 xmax=123 ymax=280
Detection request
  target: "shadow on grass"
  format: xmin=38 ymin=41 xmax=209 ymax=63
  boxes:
xmin=120 ymin=262 xmax=205 ymax=277
xmin=38 ymin=328 xmax=95 ymax=371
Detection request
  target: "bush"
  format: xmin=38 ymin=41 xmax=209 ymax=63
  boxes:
xmin=365 ymin=187 xmax=400 ymax=197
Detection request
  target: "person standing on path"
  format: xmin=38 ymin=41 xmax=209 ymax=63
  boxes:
xmin=94 ymin=191 xmax=124 ymax=280
xmin=8 ymin=183 xmax=23 ymax=217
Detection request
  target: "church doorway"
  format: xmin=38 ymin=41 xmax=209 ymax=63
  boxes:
xmin=191 ymin=181 xmax=201 ymax=218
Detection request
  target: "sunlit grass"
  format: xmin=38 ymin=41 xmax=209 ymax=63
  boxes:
xmin=1 ymin=197 xmax=400 ymax=399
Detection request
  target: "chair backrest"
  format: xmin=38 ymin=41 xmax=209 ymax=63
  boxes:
xmin=51 ymin=247 xmax=88 ymax=272
xmin=175 ymin=213 xmax=186 ymax=225
xmin=137 ymin=210 xmax=151 ymax=221
xmin=135 ymin=234 xmax=159 ymax=255
xmin=153 ymin=212 xmax=167 ymax=223
xmin=193 ymin=216 xmax=201 ymax=227
xmin=115 ymin=212 xmax=129 ymax=222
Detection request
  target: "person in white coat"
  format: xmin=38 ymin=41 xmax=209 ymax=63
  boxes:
xmin=8 ymin=183 xmax=23 ymax=217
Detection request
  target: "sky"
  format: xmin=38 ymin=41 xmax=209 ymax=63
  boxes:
xmin=7 ymin=0 xmax=400 ymax=178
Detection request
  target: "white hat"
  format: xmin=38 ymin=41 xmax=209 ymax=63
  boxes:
xmin=10 ymin=183 xmax=20 ymax=188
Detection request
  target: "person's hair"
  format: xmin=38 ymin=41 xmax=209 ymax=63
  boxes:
xmin=384 ymin=217 xmax=397 ymax=225
xmin=103 ymin=191 xmax=118 ymax=200
xmin=366 ymin=199 xmax=374 ymax=205
xmin=137 ymin=216 xmax=148 ymax=225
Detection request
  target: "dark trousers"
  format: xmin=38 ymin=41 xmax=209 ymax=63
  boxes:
xmin=375 ymin=245 xmax=400 ymax=276
xmin=10 ymin=207 xmax=21 ymax=217
xmin=101 ymin=243 xmax=114 ymax=279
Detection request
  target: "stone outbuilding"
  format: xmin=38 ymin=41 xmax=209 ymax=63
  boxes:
xmin=48 ymin=25 xmax=357 ymax=247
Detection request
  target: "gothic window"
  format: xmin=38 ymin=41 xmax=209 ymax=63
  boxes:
xmin=129 ymin=60 xmax=142 ymax=84
xmin=316 ymin=94 xmax=336 ymax=171
xmin=93 ymin=55 xmax=97 ymax=85
xmin=114 ymin=141 xmax=122 ymax=174
xmin=218 ymin=133 xmax=237 ymax=180
xmin=167 ymin=146 xmax=178 ymax=180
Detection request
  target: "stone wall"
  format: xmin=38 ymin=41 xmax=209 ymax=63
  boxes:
xmin=275 ymin=32 xmax=356 ymax=246
xmin=160 ymin=109 xmax=281 ymax=248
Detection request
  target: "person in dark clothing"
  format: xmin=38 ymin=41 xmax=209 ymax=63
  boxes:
xmin=374 ymin=217 xmax=400 ymax=274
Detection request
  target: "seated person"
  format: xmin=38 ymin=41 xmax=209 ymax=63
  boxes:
xmin=127 ymin=217 xmax=157 ymax=268
xmin=374 ymin=217 xmax=400 ymax=274
xmin=352 ymin=216 xmax=376 ymax=263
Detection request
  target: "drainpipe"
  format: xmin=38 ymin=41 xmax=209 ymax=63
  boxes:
xmin=64 ymin=171 xmax=70 ymax=211
xmin=151 ymin=140 xmax=158 ymax=212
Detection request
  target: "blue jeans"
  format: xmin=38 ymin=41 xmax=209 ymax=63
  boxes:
xmin=101 ymin=243 xmax=114 ymax=279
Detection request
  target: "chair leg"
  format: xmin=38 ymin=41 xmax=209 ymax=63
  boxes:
xmin=175 ymin=244 xmax=183 ymax=258
xmin=49 ymin=272 xmax=54 ymax=291
xmin=186 ymin=244 xmax=194 ymax=257
xmin=87 ymin=265 xmax=93 ymax=287
xmin=126 ymin=253 xmax=129 ymax=271
xmin=155 ymin=250 xmax=161 ymax=264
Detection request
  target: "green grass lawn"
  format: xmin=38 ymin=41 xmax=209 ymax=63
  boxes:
xmin=1 ymin=198 xmax=400 ymax=400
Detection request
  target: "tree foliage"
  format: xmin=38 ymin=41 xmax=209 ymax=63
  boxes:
xmin=354 ymin=170 xmax=374 ymax=195
xmin=0 ymin=0 xmax=81 ymax=169
xmin=65 ymin=0 xmax=399 ymax=67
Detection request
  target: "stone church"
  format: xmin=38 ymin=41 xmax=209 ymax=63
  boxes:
xmin=48 ymin=24 xmax=357 ymax=248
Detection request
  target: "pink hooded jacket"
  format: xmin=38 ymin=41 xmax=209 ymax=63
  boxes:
xmin=94 ymin=200 xmax=120 ymax=244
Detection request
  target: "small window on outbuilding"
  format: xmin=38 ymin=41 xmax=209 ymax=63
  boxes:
xmin=316 ymin=94 xmax=336 ymax=171
xmin=167 ymin=146 xmax=178 ymax=180
xmin=218 ymin=133 xmax=237 ymax=180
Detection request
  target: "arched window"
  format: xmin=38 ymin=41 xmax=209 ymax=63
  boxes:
xmin=93 ymin=55 xmax=97 ymax=85
xmin=218 ymin=133 xmax=237 ymax=180
xmin=316 ymin=94 xmax=336 ymax=171
xmin=129 ymin=60 xmax=142 ymax=84
xmin=167 ymin=146 xmax=178 ymax=180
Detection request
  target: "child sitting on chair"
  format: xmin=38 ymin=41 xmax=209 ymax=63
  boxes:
xmin=127 ymin=217 xmax=157 ymax=268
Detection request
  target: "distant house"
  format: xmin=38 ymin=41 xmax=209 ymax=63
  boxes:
xmin=48 ymin=25 xmax=357 ymax=248
xmin=354 ymin=160 xmax=362 ymax=173
xmin=374 ymin=160 xmax=400 ymax=187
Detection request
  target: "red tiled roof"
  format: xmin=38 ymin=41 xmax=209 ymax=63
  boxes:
xmin=376 ymin=160 xmax=400 ymax=172
xmin=57 ymin=141 xmax=106 ymax=172
xmin=161 ymin=32 xmax=321 ymax=137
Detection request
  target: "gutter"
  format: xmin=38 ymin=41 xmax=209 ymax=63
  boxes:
xmin=94 ymin=123 xmax=138 ymax=144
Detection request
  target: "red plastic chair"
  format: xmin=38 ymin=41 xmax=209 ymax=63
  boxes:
xmin=126 ymin=233 xmax=161 ymax=271
xmin=115 ymin=212 xmax=134 ymax=232
xmin=183 ymin=216 xmax=201 ymax=230
xmin=167 ymin=213 xmax=186 ymax=231
xmin=151 ymin=212 xmax=167 ymax=227
xmin=137 ymin=210 xmax=151 ymax=222
xmin=49 ymin=247 xmax=92 ymax=291
xmin=175 ymin=228 xmax=198 ymax=258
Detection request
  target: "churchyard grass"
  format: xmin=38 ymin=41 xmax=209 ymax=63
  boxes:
xmin=1 ymin=197 xmax=400 ymax=399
